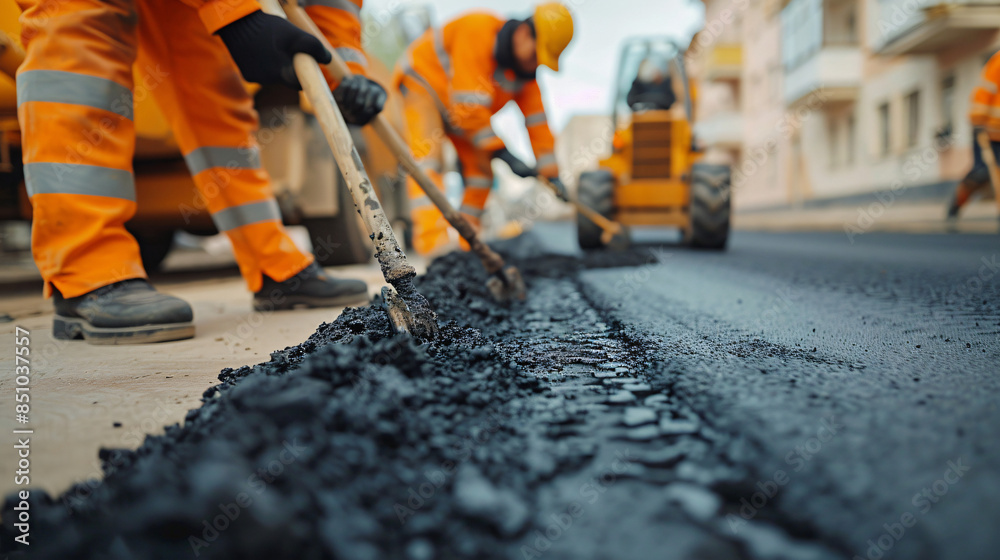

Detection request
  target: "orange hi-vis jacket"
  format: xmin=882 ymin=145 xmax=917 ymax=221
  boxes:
xmin=970 ymin=51 xmax=1000 ymax=141
xmin=394 ymin=12 xmax=558 ymax=175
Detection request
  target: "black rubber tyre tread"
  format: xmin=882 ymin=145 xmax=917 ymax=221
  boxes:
xmin=689 ymin=163 xmax=731 ymax=250
xmin=576 ymin=169 xmax=616 ymax=250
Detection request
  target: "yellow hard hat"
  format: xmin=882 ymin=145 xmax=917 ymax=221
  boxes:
xmin=534 ymin=2 xmax=574 ymax=72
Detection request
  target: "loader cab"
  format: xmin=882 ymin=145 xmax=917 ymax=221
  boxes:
xmin=611 ymin=38 xmax=693 ymax=132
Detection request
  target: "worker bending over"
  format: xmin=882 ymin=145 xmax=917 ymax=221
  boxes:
xmin=15 ymin=0 xmax=386 ymax=343
xmin=948 ymin=50 xmax=1000 ymax=220
xmin=393 ymin=2 xmax=574 ymax=256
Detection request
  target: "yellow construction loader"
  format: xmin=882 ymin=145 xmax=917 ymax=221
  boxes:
xmin=0 ymin=2 xmax=410 ymax=270
xmin=577 ymin=37 xmax=731 ymax=250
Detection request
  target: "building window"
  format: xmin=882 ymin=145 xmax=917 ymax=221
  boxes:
xmin=906 ymin=90 xmax=920 ymax=148
xmin=878 ymin=102 xmax=891 ymax=156
xmin=781 ymin=0 xmax=823 ymax=70
xmin=940 ymin=75 xmax=955 ymax=133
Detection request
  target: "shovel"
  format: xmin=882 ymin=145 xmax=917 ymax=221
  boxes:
xmin=281 ymin=1 xmax=527 ymax=303
xmin=536 ymin=176 xmax=631 ymax=251
xmin=259 ymin=0 xmax=437 ymax=338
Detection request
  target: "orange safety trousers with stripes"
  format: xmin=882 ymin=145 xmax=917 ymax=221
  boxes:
xmin=16 ymin=0 xmax=312 ymax=298
xmin=401 ymin=85 xmax=493 ymax=256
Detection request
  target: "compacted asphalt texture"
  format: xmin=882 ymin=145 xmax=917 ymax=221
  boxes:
xmin=3 ymin=225 xmax=997 ymax=560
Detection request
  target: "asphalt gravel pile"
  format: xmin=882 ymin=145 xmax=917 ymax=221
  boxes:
xmin=0 ymin=241 xmax=599 ymax=560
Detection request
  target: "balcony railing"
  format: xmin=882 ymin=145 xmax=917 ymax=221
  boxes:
xmin=872 ymin=0 xmax=1000 ymax=54
xmin=783 ymin=46 xmax=862 ymax=107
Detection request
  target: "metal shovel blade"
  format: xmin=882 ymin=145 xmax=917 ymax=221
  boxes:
xmin=601 ymin=225 xmax=632 ymax=251
xmin=380 ymin=286 xmax=439 ymax=339
xmin=486 ymin=266 xmax=527 ymax=302
xmin=380 ymin=286 xmax=416 ymax=336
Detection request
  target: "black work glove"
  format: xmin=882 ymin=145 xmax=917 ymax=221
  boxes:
xmin=333 ymin=75 xmax=387 ymax=126
xmin=547 ymin=176 xmax=569 ymax=201
xmin=492 ymin=148 xmax=535 ymax=179
xmin=217 ymin=10 xmax=331 ymax=90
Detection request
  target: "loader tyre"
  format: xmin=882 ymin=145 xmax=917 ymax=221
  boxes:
xmin=688 ymin=163 xmax=731 ymax=250
xmin=303 ymin=174 xmax=372 ymax=266
xmin=577 ymin=169 xmax=616 ymax=250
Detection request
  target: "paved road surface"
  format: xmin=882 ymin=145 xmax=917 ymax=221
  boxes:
xmin=551 ymin=226 xmax=999 ymax=559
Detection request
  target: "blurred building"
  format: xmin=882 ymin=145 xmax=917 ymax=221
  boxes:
xmin=693 ymin=0 xmax=1000 ymax=210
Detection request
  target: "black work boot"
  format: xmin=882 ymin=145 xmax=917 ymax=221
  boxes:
xmin=53 ymin=279 xmax=194 ymax=344
xmin=253 ymin=262 xmax=368 ymax=311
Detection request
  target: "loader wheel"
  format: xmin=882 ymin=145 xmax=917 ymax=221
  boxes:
xmin=577 ymin=169 xmax=616 ymax=250
xmin=303 ymin=174 xmax=372 ymax=266
xmin=688 ymin=163 xmax=731 ymax=250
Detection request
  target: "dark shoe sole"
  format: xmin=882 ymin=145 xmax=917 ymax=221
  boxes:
xmin=252 ymin=292 xmax=370 ymax=312
xmin=53 ymin=315 xmax=195 ymax=345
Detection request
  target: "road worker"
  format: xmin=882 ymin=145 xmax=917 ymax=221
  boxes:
xmin=393 ymin=2 xmax=574 ymax=256
xmin=948 ymin=50 xmax=1000 ymax=220
xmin=15 ymin=0 xmax=386 ymax=343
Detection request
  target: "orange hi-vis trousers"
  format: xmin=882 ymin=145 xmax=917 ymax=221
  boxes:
xmin=400 ymin=83 xmax=493 ymax=256
xmin=16 ymin=0 xmax=312 ymax=298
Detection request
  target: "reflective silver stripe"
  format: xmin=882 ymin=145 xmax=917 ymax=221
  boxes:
xmin=17 ymin=70 xmax=133 ymax=120
xmin=24 ymin=163 xmax=135 ymax=201
xmin=465 ymin=176 xmax=492 ymax=188
xmin=536 ymin=152 xmax=557 ymax=168
xmin=409 ymin=195 xmax=432 ymax=208
xmin=493 ymin=68 xmax=525 ymax=94
xmin=434 ymin=27 xmax=451 ymax=76
xmin=211 ymin=199 xmax=282 ymax=232
xmin=336 ymin=47 xmax=368 ymax=68
xmin=524 ymin=112 xmax=547 ymax=127
xmin=400 ymin=53 xmax=462 ymax=135
xmin=979 ymin=78 xmax=999 ymax=95
xmin=185 ymin=146 xmax=261 ymax=176
xmin=298 ymin=0 xmax=360 ymax=16
xmin=989 ymin=106 xmax=1000 ymax=119
xmin=453 ymin=90 xmax=492 ymax=107
xmin=472 ymin=126 xmax=498 ymax=147
xmin=459 ymin=204 xmax=484 ymax=218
